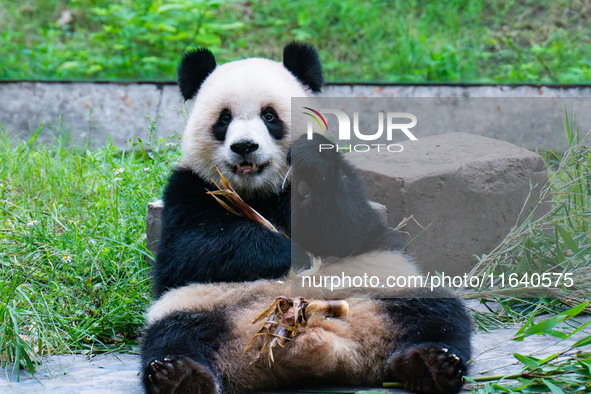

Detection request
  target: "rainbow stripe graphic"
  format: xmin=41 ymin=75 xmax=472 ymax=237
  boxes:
xmin=302 ymin=107 xmax=328 ymax=131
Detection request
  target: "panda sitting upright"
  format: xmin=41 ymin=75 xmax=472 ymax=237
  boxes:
xmin=141 ymin=43 xmax=472 ymax=394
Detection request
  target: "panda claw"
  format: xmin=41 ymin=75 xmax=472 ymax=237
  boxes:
xmin=144 ymin=356 xmax=218 ymax=394
xmin=158 ymin=367 xmax=170 ymax=376
xmin=386 ymin=343 xmax=465 ymax=394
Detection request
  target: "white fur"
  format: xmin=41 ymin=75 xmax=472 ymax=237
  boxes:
xmin=181 ymin=58 xmax=313 ymax=197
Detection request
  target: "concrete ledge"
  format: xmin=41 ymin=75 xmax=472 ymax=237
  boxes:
xmin=2 ymin=82 xmax=591 ymax=149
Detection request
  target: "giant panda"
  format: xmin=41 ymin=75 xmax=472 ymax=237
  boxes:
xmin=141 ymin=43 xmax=472 ymax=394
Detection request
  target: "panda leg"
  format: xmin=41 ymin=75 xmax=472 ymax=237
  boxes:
xmin=387 ymin=342 xmax=465 ymax=394
xmin=381 ymin=297 xmax=472 ymax=394
xmin=141 ymin=311 xmax=227 ymax=394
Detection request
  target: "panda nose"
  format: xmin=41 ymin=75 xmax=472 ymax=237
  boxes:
xmin=231 ymin=140 xmax=259 ymax=155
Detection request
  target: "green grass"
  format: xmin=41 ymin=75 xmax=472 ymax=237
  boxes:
xmin=1 ymin=0 xmax=590 ymax=83
xmin=0 ymin=122 xmax=181 ymax=378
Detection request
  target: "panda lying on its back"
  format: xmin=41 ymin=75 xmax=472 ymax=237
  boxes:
xmin=142 ymin=43 xmax=471 ymax=394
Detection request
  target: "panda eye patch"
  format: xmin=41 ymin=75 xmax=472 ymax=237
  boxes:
xmin=261 ymin=106 xmax=285 ymax=139
xmin=217 ymin=109 xmax=232 ymax=125
xmin=212 ymin=109 xmax=232 ymax=141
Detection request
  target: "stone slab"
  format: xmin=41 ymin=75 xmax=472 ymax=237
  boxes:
xmin=346 ymin=132 xmax=549 ymax=275
xmin=0 ymin=352 xmax=140 ymax=393
xmin=2 ymin=82 xmax=591 ymax=150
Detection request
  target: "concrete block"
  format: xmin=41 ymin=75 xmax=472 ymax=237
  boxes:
xmin=346 ymin=132 xmax=549 ymax=275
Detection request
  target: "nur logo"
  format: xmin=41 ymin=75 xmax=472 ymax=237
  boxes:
xmin=302 ymin=107 xmax=418 ymax=153
xmin=302 ymin=107 xmax=329 ymax=133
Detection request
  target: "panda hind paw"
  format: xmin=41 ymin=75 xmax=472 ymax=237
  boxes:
xmin=145 ymin=355 xmax=217 ymax=394
xmin=386 ymin=343 xmax=465 ymax=394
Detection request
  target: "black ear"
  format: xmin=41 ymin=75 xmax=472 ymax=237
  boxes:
xmin=283 ymin=42 xmax=323 ymax=93
xmin=177 ymin=48 xmax=217 ymax=100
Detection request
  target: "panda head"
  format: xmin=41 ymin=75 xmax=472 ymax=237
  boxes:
xmin=178 ymin=42 xmax=323 ymax=198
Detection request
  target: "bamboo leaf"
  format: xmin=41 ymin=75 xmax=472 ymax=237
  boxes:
xmin=513 ymin=304 xmax=540 ymax=339
xmin=561 ymin=321 xmax=591 ymax=342
xmin=572 ymin=335 xmax=591 ymax=348
xmin=208 ymin=166 xmax=283 ymax=234
xmin=580 ymin=360 xmax=591 ymax=376
xmin=556 ymin=224 xmax=580 ymax=253
xmin=513 ymin=302 xmax=588 ymax=340
xmin=513 ymin=353 xmax=540 ymax=369
xmin=538 ymin=353 xmax=559 ymax=364
xmin=542 ymin=378 xmax=565 ymax=394
xmin=207 ymin=192 xmax=242 ymax=216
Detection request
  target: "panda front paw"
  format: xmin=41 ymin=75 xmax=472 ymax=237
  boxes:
xmin=144 ymin=355 xmax=218 ymax=394
xmin=386 ymin=343 xmax=465 ymax=394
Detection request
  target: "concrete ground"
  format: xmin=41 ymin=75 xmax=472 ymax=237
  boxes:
xmin=3 ymin=312 xmax=590 ymax=393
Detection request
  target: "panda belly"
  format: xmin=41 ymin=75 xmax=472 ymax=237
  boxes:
xmin=144 ymin=279 xmax=396 ymax=392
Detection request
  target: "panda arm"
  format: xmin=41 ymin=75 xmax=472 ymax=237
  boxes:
xmin=291 ymin=133 xmax=407 ymax=257
xmin=152 ymin=169 xmax=303 ymax=295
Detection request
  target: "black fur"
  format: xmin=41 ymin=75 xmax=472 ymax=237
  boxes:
xmin=290 ymin=133 xmax=407 ymax=256
xmin=381 ymin=297 xmax=472 ymax=394
xmin=261 ymin=106 xmax=286 ymax=139
xmin=141 ymin=310 xmax=228 ymax=393
xmin=177 ymin=48 xmax=217 ymax=101
xmin=153 ymin=169 xmax=293 ymax=296
xmin=212 ymin=108 xmax=232 ymax=141
xmin=381 ymin=297 xmax=472 ymax=364
xmin=154 ymin=133 xmax=406 ymax=295
xmin=283 ymin=42 xmax=323 ymax=93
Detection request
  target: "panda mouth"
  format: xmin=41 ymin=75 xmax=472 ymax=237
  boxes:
xmin=233 ymin=161 xmax=268 ymax=175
